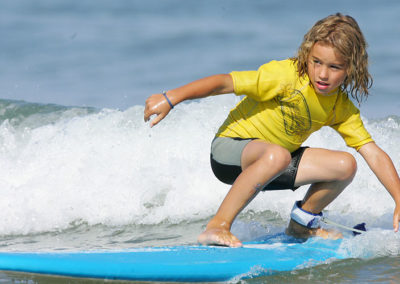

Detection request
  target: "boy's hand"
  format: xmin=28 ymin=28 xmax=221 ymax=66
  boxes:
xmin=144 ymin=93 xmax=172 ymax=127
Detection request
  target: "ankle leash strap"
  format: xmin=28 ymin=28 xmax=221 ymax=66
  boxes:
xmin=290 ymin=200 xmax=323 ymax=229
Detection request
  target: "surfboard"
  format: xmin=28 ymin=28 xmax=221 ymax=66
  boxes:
xmin=0 ymin=233 xmax=344 ymax=282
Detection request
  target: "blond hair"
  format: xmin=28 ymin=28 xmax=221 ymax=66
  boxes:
xmin=292 ymin=13 xmax=372 ymax=103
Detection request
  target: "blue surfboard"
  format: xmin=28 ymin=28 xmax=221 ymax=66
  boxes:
xmin=0 ymin=234 xmax=344 ymax=282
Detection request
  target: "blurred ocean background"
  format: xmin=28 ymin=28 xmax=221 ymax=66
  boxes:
xmin=0 ymin=0 xmax=399 ymax=283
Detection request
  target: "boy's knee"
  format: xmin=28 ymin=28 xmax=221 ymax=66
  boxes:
xmin=337 ymin=152 xmax=357 ymax=181
xmin=261 ymin=145 xmax=291 ymax=170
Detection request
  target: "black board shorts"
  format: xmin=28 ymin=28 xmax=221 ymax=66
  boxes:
xmin=210 ymin=137 xmax=308 ymax=191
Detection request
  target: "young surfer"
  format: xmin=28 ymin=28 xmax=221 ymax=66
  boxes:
xmin=144 ymin=13 xmax=400 ymax=247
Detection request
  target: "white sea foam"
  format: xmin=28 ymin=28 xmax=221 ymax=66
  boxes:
xmin=0 ymin=97 xmax=399 ymax=237
xmin=339 ymin=229 xmax=400 ymax=258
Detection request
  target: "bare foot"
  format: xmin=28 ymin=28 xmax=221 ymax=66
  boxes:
xmin=198 ymin=227 xmax=242 ymax=247
xmin=314 ymin=227 xmax=343 ymax=239
xmin=286 ymin=219 xmax=343 ymax=240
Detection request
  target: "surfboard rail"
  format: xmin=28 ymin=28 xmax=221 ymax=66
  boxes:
xmin=0 ymin=237 xmax=344 ymax=282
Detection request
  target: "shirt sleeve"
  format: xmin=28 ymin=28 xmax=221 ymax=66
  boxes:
xmin=329 ymin=94 xmax=374 ymax=151
xmin=230 ymin=60 xmax=292 ymax=102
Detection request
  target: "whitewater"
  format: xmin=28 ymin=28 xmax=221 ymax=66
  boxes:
xmin=0 ymin=96 xmax=398 ymax=248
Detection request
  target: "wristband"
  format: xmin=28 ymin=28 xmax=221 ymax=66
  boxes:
xmin=162 ymin=91 xmax=174 ymax=109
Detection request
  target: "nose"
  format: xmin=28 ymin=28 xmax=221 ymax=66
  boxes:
xmin=318 ymin=66 xmax=329 ymax=80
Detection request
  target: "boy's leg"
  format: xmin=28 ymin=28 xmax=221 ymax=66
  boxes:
xmin=198 ymin=140 xmax=291 ymax=247
xmin=287 ymin=148 xmax=357 ymax=238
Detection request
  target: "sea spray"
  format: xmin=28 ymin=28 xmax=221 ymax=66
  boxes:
xmin=339 ymin=229 xmax=400 ymax=258
xmin=0 ymin=98 xmax=399 ymax=238
xmin=0 ymin=97 xmax=234 ymax=235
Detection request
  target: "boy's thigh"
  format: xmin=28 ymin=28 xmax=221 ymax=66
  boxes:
xmin=211 ymin=137 xmax=307 ymax=190
xmin=294 ymin=148 xmax=357 ymax=187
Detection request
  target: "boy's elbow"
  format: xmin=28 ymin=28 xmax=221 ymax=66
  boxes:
xmin=214 ymin=74 xmax=234 ymax=95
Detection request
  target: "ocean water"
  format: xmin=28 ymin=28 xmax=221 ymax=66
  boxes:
xmin=0 ymin=0 xmax=400 ymax=283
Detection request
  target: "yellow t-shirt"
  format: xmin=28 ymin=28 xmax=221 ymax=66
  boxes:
xmin=216 ymin=59 xmax=373 ymax=152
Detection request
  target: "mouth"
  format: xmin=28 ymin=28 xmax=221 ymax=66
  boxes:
xmin=315 ymin=81 xmax=330 ymax=90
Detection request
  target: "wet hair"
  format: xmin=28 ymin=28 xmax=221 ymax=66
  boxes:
xmin=292 ymin=13 xmax=372 ymax=103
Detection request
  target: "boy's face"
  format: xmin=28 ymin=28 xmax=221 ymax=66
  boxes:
xmin=307 ymin=41 xmax=348 ymax=95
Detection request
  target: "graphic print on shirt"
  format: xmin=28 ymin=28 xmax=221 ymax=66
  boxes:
xmin=276 ymin=88 xmax=311 ymax=139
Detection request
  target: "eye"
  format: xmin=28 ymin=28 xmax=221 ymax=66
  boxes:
xmin=330 ymin=65 xmax=342 ymax=70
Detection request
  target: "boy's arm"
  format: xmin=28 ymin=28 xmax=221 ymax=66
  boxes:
xmin=144 ymin=74 xmax=234 ymax=127
xmin=358 ymin=142 xmax=400 ymax=231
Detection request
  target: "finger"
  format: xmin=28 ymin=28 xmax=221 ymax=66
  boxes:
xmin=150 ymin=113 xmax=166 ymax=127
xmin=144 ymin=111 xmax=154 ymax=123
xmin=393 ymin=214 xmax=399 ymax=232
xmin=143 ymin=95 xmax=159 ymax=122
xmin=144 ymin=103 xmax=160 ymax=123
xmin=144 ymin=102 xmax=151 ymax=122
xmin=144 ymin=107 xmax=151 ymax=122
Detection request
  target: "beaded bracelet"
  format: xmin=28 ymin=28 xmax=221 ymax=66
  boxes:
xmin=162 ymin=91 xmax=174 ymax=109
